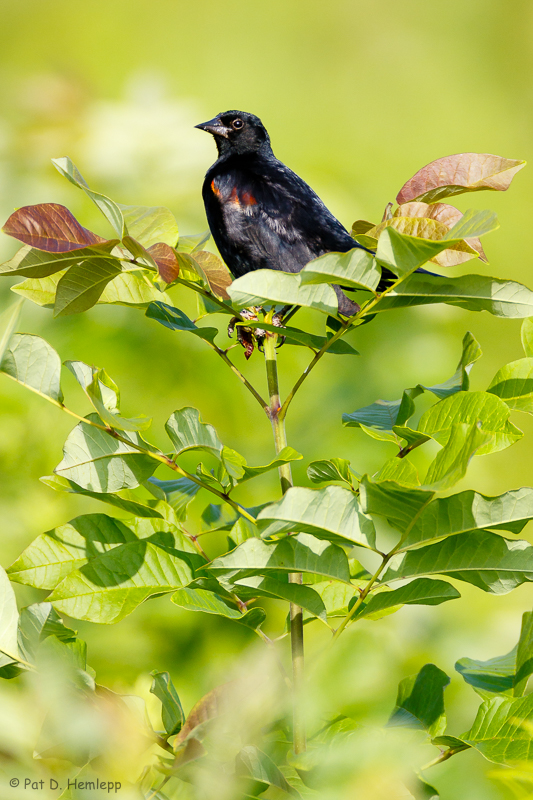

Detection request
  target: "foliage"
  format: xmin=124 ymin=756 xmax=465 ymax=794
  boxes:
xmin=0 ymin=151 xmax=531 ymax=798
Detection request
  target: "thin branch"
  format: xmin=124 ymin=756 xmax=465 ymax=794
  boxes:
xmin=420 ymin=748 xmax=459 ymax=771
xmin=279 ymin=271 xmax=414 ymax=421
xmin=25 ymin=393 xmax=258 ymax=525
xmin=209 ymin=343 xmax=269 ymax=413
xmin=172 ymin=275 xmax=244 ymax=320
xmin=331 ymin=556 xmax=391 ymax=641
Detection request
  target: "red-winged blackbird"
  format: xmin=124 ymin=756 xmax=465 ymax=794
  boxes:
xmin=196 ymin=110 xmax=372 ymax=317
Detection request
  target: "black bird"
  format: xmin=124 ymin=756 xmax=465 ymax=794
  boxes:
xmin=196 ymin=110 xmax=371 ymax=318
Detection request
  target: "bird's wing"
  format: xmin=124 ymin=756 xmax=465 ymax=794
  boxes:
xmin=208 ymin=160 xmax=357 ymax=273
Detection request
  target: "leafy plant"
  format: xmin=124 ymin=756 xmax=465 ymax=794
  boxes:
xmin=0 ymin=151 xmax=531 ymax=798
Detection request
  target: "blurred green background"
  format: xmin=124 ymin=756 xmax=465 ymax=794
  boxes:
xmin=1 ymin=1 xmax=533 ymax=797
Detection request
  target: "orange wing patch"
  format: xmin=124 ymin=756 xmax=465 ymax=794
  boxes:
xmin=212 ymin=181 xmax=257 ymax=208
xmin=241 ymin=190 xmax=257 ymax=206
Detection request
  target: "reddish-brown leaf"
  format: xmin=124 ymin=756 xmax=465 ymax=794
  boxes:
xmin=174 ymin=684 xmax=228 ymax=746
xmin=368 ymin=215 xmax=479 ymax=267
xmin=147 ymin=242 xmax=180 ymax=282
xmin=151 ymin=245 xmax=233 ymax=300
xmin=194 ymin=250 xmax=232 ymax=300
xmin=393 ymin=202 xmax=487 ymax=265
xmin=2 ymin=203 xmax=107 ymax=252
xmin=396 ymin=153 xmax=526 ymax=204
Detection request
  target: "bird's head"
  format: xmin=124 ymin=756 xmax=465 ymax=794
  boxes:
xmin=195 ymin=111 xmax=272 ymax=157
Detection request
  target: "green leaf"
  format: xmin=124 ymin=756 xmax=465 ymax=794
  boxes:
xmin=52 ymin=157 xmax=126 ymax=237
xmin=18 ymin=602 xmax=76 ymax=663
xmin=7 ymin=513 xmax=140 ymax=590
xmin=11 ymin=271 xmax=64 ymax=306
xmin=488 ymin=358 xmax=533 ymax=413
xmin=171 ymin=588 xmax=265 ymax=628
xmin=411 ymin=776 xmax=440 ymax=800
xmin=0 ymin=333 xmax=63 ymax=403
xmin=242 ymin=321 xmax=359 ymax=355
xmin=375 ymin=211 xmax=498 ymax=277
xmin=119 ymin=205 xmax=179 ymax=248
xmin=352 ymin=579 xmax=460 ymax=621
xmin=455 ymin=610 xmax=533 ymax=698
xmin=387 ymin=664 xmax=450 ymax=737
xmin=360 ymin=476 xmax=435 ymax=533
xmin=373 ymin=457 xmax=420 ymax=487
xmin=228 ymin=269 xmax=339 ymax=315
xmin=376 ymin=227 xmax=452 ymax=277
xmin=146 ymin=477 xmax=200 ymax=521
xmin=65 ymin=360 xmax=151 ymax=432
xmin=99 ymin=271 xmax=171 ymax=307
xmin=342 ymin=387 xmax=424 ymax=443
xmin=241 ymin=447 xmax=303 ymax=481
xmin=423 ymin=422 xmax=492 ymax=490
xmin=456 ymin=650 xmax=516 ymax=697
xmin=8 ymin=514 xmax=195 ymax=593
xmin=150 ymin=671 xmax=185 ymax=736
xmin=459 ymin=693 xmax=533 ymax=764
xmin=0 ymin=298 xmax=24 ymax=364
xmin=343 ymin=333 xmax=482 ymax=447
xmin=384 ymin=530 xmax=533 ymax=594
xmin=401 ymin=487 xmax=533 ymax=550
xmin=257 ymin=485 xmax=376 ymax=549
xmin=49 ymin=539 xmax=199 ymax=623
xmin=232 ymin=576 xmax=327 ymax=622
xmin=146 ymin=302 xmax=218 ymax=344
xmin=424 ymin=330 xmax=482 ymax=399
xmin=40 ymin=474 xmax=163 ymax=518
xmin=236 ymin=746 xmax=300 ymax=797
xmin=208 ymin=533 xmax=351 ymax=583
xmin=516 ymin=611 xmax=533 ymax=697
xmin=307 ymin=458 xmax=355 ymax=487
xmin=444 ymin=208 xmax=499 ymax=240
xmin=121 ymin=235 xmax=159 ymax=270
xmin=311 ymin=581 xmax=359 ymax=617
xmin=54 ymin=257 xmax=123 ymax=316
xmin=165 ymin=407 xmax=222 ymax=457
xmin=0 ymin=242 xmax=120 ymax=278
xmin=54 ymin=414 xmax=159 ymax=492
xmin=300 ymin=249 xmax=381 ymax=292
xmin=418 ymin=391 xmax=522 ymax=455
xmin=0 ymin=564 xmax=21 ymax=664
xmin=521 ymin=318 xmax=533 ymax=357
xmin=177 ymin=230 xmax=211 ymax=253
xmin=375 ymin=273 xmax=533 ymax=318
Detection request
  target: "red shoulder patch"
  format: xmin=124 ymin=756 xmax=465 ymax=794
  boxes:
xmin=210 ymin=179 xmax=222 ymax=199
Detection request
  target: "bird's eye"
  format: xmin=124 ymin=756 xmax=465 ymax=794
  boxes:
xmin=232 ymin=118 xmax=244 ymax=130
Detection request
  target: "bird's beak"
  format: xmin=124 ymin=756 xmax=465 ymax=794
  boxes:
xmin=195 ymin=117 xmax=231 ymax=137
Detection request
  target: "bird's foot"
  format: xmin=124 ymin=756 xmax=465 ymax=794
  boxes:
xmin=228 ymin=307 xmax=265 ymax=360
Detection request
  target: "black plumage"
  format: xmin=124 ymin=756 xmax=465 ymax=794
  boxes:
xmin=196 ymin=110 xmax=371 ymax=317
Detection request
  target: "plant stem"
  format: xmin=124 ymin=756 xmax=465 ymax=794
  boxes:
xmin=420 ymin=748 xmax=458 ymax=771
xmin=208 ymin=342 xmax=269 ymax=413
xmin=263 ymin=324 xmax=306 ymax=755
xmin=5 ymin=380 xmax=257 ymax=525
xmin=331 ymin=555 xmax=391 ymax=642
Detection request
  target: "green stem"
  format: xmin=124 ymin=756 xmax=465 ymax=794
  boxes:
xmin=420 ymin=748 xmax=458 ymax=771
xmin=209 ymin=342 xmax=269 ymax=413
xmin=331 ymin=556 xmax=391 ymax=642
xmin=263 ymin=323 xmax=306 ymax=755
xmin=14 ymin=387 xmax=257 ymax=525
